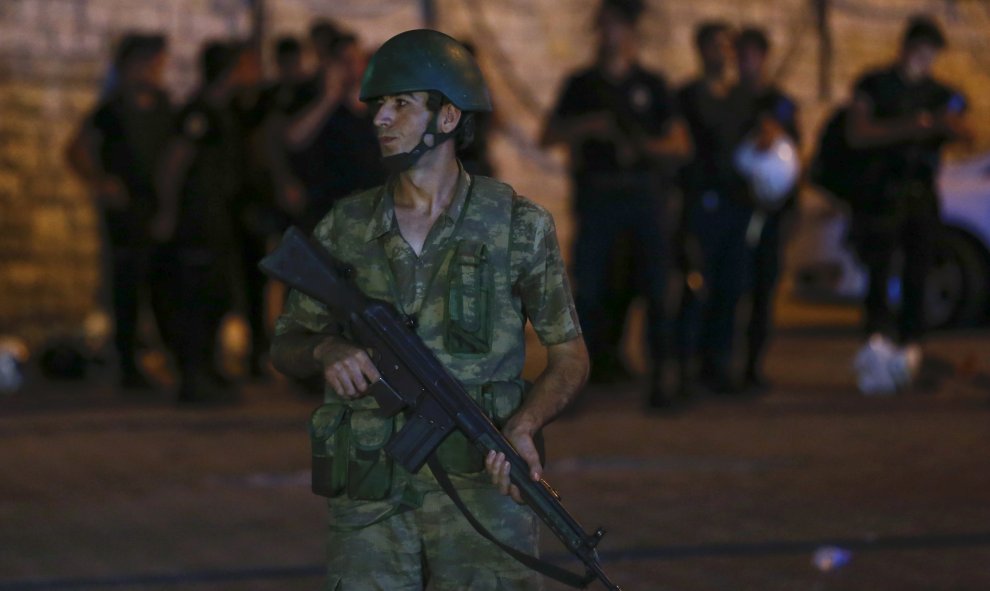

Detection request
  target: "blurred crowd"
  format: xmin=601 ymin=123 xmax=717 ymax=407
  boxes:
xmin=56 ymin=2 xmax=972 ymax=408
xmin=63 ymin=21 xmax=384 ymax=403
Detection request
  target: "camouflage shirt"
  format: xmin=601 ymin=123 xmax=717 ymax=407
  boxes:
xmin=275 ymin=163 xmax=580 ymax=394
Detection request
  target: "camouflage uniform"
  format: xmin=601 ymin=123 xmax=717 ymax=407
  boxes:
xmin=275 ymin=163 xmax=581 ymax=590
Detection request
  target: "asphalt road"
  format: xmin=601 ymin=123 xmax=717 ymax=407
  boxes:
xmin=1 ymin=310 xmax=988 ymax=590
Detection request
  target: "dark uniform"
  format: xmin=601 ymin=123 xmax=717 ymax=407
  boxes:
xmin=229 ymin=87 xmax=286 ymax=374
xmin=550 ymin=64 xmax=677 ymax=381
xmin=676 ymin=79 xmax=756 ymax=389
xmin=850 ymin=67 xmax=963 ymax=342
xmin=282 ymin=78 xmax=384 ymax=233
xmin=89 ymin=88 xmax=173 ymax=383
xmin=458 ymin=110 xmax=495 ymax=177
xmin=157 ymin=97 xmax=241 ymax=401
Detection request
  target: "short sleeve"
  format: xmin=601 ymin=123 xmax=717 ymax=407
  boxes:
xmin=510 ymin=198 xmax=582 ymax=346
xmin=551 ymin=74 xmax=591 ymax=120
xmin=937 ymin=83 xmax=965 ymax=114
xmin=852 ymin=72 xmax=881 ymax=111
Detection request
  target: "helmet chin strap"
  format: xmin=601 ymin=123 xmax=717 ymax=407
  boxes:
xmin=380 ymin=111 xmax=453 ymax=175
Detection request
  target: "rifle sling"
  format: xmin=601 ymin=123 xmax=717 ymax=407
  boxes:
xmin=426 ymin=454 xmax=594 ymax=589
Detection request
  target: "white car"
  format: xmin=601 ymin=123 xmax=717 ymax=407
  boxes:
xmin=789 ymin=151 xmax=990 ymax=329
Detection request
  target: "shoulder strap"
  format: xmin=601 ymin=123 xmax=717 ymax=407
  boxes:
xmin=427 ymin=454 xmax=595 ymax=589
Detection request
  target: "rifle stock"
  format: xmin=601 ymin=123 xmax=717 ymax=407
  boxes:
xmin=261 ymin=227 xmax=619 ymax=591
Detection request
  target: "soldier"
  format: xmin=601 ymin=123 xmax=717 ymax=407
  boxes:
xmin=270 ymin=30 xmax=589 ymax=589
xmin=541 ymin=0 xmax=691 ymax=408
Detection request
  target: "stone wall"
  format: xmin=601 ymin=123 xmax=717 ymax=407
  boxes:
xmin=1 ymin=0 xmax=988 ymax=347
xmin=0 ymin=0 xmax=252 ymax=346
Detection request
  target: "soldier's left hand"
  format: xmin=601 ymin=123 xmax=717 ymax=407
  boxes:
xmin=485 ymin=419 xmax=542 ymax=504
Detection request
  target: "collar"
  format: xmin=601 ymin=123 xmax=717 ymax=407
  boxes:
xmin=364 ymin=161 xmax=473 ymax=243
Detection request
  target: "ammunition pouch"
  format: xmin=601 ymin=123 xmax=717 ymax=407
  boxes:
xmin=311 ymin=380 xmax=528 ymax=497
xmin=435 ymin=380 xmax=526 ymax=474
xmin=309 ymin=405 xmax=396 ymax=500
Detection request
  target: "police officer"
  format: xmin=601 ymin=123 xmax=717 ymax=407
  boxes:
xmin=65 ymin=33 xmax=173 ymax=390
xmin=542 ymin=0 xmax=691 ymax=408
xmin=270 ymin=30 xmax=589 ymax=589
xmin=846 ymin=15 xmax=973 ymax=376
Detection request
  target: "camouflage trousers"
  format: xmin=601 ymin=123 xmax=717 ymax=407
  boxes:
xmin=324 ymin=487 xmax=543 ymax=590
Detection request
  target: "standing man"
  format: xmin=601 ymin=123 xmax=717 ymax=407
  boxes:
xmin=65 ymin=33 xmax=173 ymax=390
xmin=676 ymin=21 xmax=755 ymax=395
xmin=541 ymin=0 xmax=691 ymax=408
xmin=733 ymin=27 xmax=800 ymax=390
xmin=153 ymin=42 xmax=244 ymax=404
xmin=270 ymin=30 xmax=589 ymax=589
xmin=846 ymin=15 xmax=973 ymax=380
xmin=281 ymin=21 xmax=383 ymax=233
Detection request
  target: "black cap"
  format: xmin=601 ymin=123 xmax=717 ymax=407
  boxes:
xmin=903 ymin=15 xmax=946 ymax=49
xmin=736 ymin=27 xmax=769 ymax=54
xmin=597 ymin=0 xmax=646 ymax=25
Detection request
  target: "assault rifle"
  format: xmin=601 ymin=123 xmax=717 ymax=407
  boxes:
xmin=260 ymin=227 xmax=620 ymax=591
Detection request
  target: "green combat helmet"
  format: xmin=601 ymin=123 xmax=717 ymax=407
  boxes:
xmin=360 ymin=29 xmax=491 ymax=173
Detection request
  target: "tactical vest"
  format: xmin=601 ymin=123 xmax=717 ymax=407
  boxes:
xmin=310 ymin=175 xmax=529 ymax=507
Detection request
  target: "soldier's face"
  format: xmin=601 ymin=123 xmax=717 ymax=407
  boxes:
xmin=373 ymin=92 xmax=433 ymax=156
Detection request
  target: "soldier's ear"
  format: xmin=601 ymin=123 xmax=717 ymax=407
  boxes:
xmin=440 ymin=103 xmax=462 ymax=133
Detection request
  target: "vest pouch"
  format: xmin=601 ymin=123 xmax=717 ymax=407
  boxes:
xmin=309 ymin=404 xmax=349 ymax=498
xmin=346 ymin=410 xmax=396 ymax=500
xmin=435 ymin=381 xmax=525 ymax=474
xmin=445 ymin=240 xmax=493 ymax=356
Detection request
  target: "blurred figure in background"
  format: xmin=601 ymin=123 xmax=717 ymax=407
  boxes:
xmin=281 ymin=20 xmax=383 ymax=232
xmin=271 ymin=36 xmax=306 ymax=92
xmin=845 ymin=15 xmax=973 ymax=385
xmin=152 ymin=42 xmax=244 ymax=404
xmin=65 ymin=33 xmax=173 ymax=391
xmin=542 ymin=0 xmax=691 ymax=409
xmin=733 ymin=27 xmax=800 ymax=391
xmin=458 ymin=40 xmax=499 ymax=177
xmin=676 ymin=21 xmax=755 ymax=396
xmin=226 ymin=41 xmax=285 ymax=378
xmin=264 ymin=35 xmax=309 ymax=222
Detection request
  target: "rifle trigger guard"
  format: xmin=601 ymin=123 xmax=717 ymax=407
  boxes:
xmin=371 ymin=378 xmax=406 ymax=417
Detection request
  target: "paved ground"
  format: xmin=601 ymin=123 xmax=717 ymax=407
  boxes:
xmin=1 ymin=305 xmax=989 ymax=590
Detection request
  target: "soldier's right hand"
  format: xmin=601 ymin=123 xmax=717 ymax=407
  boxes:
xmin=313 ymin=337 xmax=381 ymax=399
